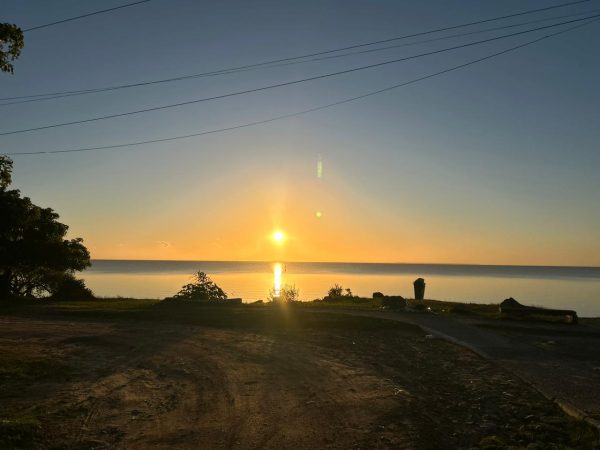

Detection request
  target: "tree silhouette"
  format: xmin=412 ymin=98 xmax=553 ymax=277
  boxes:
xmin=0 ymin=156 xmax=91 ymax=298
xmin=0 ymin=24 xmax=24 ymax=74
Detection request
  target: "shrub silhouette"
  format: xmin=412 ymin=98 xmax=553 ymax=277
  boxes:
xmin=268 ymin=284 xmax=299 ymax=302
xmin=170 ymin=272 xmax=227 ymax=301
xmin=326 ymin=284 xmax=354 ymax=299
xmin=50 ymin=273 xmax=94 ymax=301
xmin=328 ymin=284 xmax=344 ymax=297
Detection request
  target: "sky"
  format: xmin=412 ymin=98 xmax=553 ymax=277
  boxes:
xmin=1 ymin=0 xmax=599 ymax=265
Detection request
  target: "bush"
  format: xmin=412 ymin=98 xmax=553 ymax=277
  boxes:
xmin=328 ymin=284 xmax=344 ymax=297
xmin=326 ymin=284 xmax=354 ymax=300
xmin=372 ymin=292 xmax=384 ymax=298
xmin=268 ymin=284 xmax=299 ymax=303
xmin=50 ymin=274 xmax=94 ymax=301
xmin=168 ymin=272 xmax=227 ymax=301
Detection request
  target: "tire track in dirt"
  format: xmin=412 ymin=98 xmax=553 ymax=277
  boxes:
xmin=2 ymin=314 xmax=597 ymax=449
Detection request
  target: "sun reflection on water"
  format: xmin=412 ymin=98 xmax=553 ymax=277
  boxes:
xmin=273 ymin=263 xmax=282 ymax=298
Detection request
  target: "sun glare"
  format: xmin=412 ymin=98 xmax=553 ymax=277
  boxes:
xmin=273 ymin=230 xmax=285 ymax=243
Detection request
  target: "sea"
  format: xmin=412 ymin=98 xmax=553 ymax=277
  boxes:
xmin=81 ymin=260 xmax=600 ymax=317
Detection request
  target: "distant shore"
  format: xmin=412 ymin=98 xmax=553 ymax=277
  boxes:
xmin=81 ymin=260 xmax=600 ymax=317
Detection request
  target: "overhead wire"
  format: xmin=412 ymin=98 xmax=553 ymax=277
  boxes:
xmin=1 ymin=0 xmax=592 ymax=103
xmin=2 ymin=7 xmax=600 ymax=107
xmin=1 ymin=13 xmax=598 ymax=137
xmin=22 ymin=0 xmax=151 ymax=32
xmin=6 ymin=17 xmax=598 ymax=156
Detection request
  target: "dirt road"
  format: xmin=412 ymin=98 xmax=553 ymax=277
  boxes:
xmin=0 ymin=309 xmax=596 ymax=449
xmin=313 ymin=308 xmax=600 ymax=422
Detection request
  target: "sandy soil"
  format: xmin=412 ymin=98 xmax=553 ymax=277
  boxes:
xmin=0 ymin=309 xmax=596 ymax=449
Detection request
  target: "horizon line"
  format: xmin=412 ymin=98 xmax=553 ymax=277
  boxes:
xmin=89 ymin=259 xmax=600 ymax=269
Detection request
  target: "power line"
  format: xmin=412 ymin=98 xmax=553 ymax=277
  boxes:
xmin=3 ymin=7 xmax=599 ymax=107
xmin=1 ymin=14 xmax=598 ymax=137
xmin=2 ymin=0 xmax=592 ymax=102
xmin=22 ymin=0 xmax=151 ymax=32
xmin=6 ymin=18 xmax=598 ymax=156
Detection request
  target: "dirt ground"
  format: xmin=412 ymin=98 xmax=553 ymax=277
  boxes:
xmin=0 ymin=305 xmax=597 ymax=449
xmin=334 ymin=307 xmax=600 ymax=422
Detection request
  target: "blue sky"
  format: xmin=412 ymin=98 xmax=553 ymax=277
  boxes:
xmin=2 ymin=0 xmax=599 ymax=264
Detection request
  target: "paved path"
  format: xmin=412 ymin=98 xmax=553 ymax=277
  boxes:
xmin=314 ymin=308 xmax=600 ymax=427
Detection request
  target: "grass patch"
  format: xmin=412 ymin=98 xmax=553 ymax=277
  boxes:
xmin=0 ymin=351 xmax=71 ymax=383
xmin=0 ymin=297 xmax=159 ymax=322
xmin=299 ymin=297 xmax=383 ymax=310
xmin=0 ymin=297 xmax=419 ymax=334
xmin=0 ymin=417 xmax=41 ymax=449
xmin=150 ymin=301 xmax=419 ymax=333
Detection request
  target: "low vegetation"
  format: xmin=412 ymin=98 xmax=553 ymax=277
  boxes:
xmin=165 ymin=271 xmax=227 ymax=301
xmin=268 ymin=284 xmax=299 ymax=302
xmin=0 ymin=416 xmax=41 ymax=449
xmin=326 ymin=284 xmax=354 ymax=298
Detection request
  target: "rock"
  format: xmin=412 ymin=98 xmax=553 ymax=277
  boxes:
xmin=413 ymin=278 xmax=426 ymax=300
xmin=381 ymin=296 xmax=406 ymax=310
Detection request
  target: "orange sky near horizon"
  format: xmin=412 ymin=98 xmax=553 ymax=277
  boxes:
xmin=75 ymin=157 xmax=599 ymax=267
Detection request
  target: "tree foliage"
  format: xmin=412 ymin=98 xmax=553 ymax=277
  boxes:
xmin=49 ymin=273 xmax=94 ymax=301
xmin=0 ymin=156 xmax=12 ymax=188
xmin=170 ymin=272 xmax=227 ymax=301
xmin=0 ymin=156 xmax=91 ymax=299
xmin=0 ymin=23 xmax=24 ymax=74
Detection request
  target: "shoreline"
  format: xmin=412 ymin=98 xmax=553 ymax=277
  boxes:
xmin=80 ymin=263 xmax=600 ymax=316
xmin=53 ymin=295 xmax=600 ymax=319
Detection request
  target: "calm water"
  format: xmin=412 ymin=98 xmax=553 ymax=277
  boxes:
xmin=82 ymin=260 xmax=600 ymax=317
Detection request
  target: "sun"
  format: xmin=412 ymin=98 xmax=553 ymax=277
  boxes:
xmin=272 ymin=230 xmax=285 ymax=243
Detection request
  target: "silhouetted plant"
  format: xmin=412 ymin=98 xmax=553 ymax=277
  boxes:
xmin=0 ymin=23 xmax=24 ymax=74
xmin=327 ymin=284 xmax=344 ymax=297
xmin=268 ymin=284 xmax=299 ymax=303
xmin=327 ymin=284 xmax=354 ymax=299
xmin=49 ymin=273 xmax=94 ymax=301
xmin=0 ymin=155 xmax=12 ymax=188
xmin=0 ymin=156 xmax=91 ymax=299
xmin=171 ymin=272 xmax=227 ymax=301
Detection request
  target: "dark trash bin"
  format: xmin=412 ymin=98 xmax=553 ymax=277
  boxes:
xmin=413 ymin=278 xmax=425 ymax=300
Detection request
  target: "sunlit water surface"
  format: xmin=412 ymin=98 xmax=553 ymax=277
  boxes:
xmin=82 ymin=261 xmax=600 ymax=317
